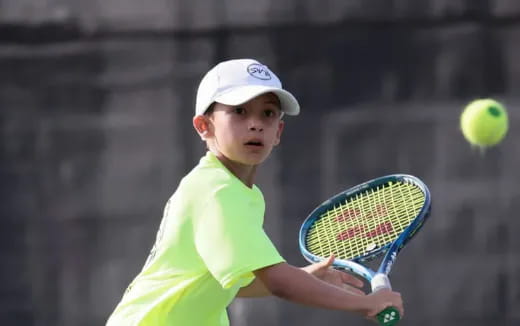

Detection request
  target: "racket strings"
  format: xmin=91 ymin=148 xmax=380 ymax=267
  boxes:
xmin=306 ymin=181 xmax=425 ymax=260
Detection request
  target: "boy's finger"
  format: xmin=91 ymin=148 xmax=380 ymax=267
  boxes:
xmin=320 ymin=255 xmax=335 ymax=268
xmin=340 ymin=272 xmax=364 ymax=288
xmin=343 ymin=284 xmax=366 ymax=295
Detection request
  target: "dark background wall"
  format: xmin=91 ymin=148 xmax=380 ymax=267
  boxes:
xmin=1 ymin=1 xmax=519 ymax=325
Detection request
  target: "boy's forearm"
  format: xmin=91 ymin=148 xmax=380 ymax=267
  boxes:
xmin=237 ymin=263 xmax=346 ymax=298
xmin=254 ymin=262 xmax=369 ymax=313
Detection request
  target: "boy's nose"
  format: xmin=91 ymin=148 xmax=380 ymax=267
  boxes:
xmin=249 ymin=125 xmax=264 ymax=132
xmin=248 ymin=118 xmax=264 ymax=131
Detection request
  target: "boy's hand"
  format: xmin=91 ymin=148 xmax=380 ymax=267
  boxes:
xmin=364 ymin=288 xmax=404 ymax=321
xmin=301 ymin=255 xmax=365 ymax=295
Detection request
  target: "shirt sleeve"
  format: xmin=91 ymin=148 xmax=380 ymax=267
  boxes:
xmin=193 ymin=185 xmax=285 ymax=289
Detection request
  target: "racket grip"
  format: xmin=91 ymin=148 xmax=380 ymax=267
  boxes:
xmin=371 ymin=274 xmax=400 ymax=326
xmin=376 ymin=307 xmax=400 ymax=326
xmin=371 ymin=273 xmax=392 ymax=292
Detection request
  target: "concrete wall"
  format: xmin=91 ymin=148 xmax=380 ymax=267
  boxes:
xmin=1 ymin=1 xmax=519 ymax=325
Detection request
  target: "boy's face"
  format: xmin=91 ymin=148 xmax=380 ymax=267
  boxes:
xmin=195 ymin=92 xmax=285 ymax=167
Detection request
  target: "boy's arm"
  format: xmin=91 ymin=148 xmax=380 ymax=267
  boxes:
xmin=237 ymin=256 xmax=364 ymax=298
xmin=252 ymin=262 xmax=404 ymax=319
xmin=236 ymin=278 xmax=271 ymax=297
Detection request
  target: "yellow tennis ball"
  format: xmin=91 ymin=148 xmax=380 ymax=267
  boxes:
xmin=460 ymin=98 xmax=509 ymax=147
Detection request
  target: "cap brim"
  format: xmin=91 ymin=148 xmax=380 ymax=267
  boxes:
xmin=214 ymin=85 xmax=300 ymax=116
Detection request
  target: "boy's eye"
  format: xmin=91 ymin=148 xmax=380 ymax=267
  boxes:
xmin=264 ymin=109 xmax=277 ymax=117
xmin=233 ymin=107 xmax=245 ymax=114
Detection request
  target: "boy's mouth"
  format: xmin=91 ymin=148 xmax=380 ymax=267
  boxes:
xmin=244 ymin=140 xmax=264 ymax=147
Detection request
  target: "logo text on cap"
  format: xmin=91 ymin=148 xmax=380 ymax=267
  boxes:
xmin=247 ymin=63 xmax=272 ymax=80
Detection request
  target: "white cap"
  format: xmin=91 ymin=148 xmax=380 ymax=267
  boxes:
xmin=195 ymin=58 xmax=300 ymax=116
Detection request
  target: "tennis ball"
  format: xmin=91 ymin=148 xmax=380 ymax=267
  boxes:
xmin=460 ymin=98 xmax=508 ymax=147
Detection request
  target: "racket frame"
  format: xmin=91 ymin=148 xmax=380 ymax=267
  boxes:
xmin=299 ymin=174 xmax=432 ymax=282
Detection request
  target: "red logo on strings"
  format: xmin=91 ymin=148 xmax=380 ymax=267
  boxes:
xmin=365 ymin=221 xmax=393 ymax=238
xmin=337 ymin=225 xmax=366 ymax=240
xmin=335 ymin=208 xmax=361 ymax=222
xmin=336 ymin=222 xmax=393 ymax=241
xmin=334 ymin=204 xmax=392 ymax=241
xmin=368 ymin=204 xmax=388 ymax=219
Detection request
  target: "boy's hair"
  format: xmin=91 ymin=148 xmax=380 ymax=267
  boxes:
xmin=195 ymin=58 xmax=300 ymax=117
xmin=204 ymin=103 xmax=215 ymax=116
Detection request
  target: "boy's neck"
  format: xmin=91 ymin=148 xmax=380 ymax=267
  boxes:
xmin=212 ymin=152 xmax=257 ymax=188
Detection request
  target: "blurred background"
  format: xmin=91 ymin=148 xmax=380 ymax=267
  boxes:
xmin=1 ymin=0 xmax=519 ymax=325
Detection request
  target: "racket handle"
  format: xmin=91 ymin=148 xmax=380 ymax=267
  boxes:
xmin=371 ymin=274 xmax=400 ymax=326
xmin=376 ymin=307 xmax=400 ymax=326
xmin=371 ymin=273 xmax=392 ymax=292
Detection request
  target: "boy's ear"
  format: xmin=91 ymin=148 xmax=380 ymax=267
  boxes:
xmin=193 ymin=115 xmax=212 ymax=140
xmin=273 ymin=120 xmax=285 ymax=146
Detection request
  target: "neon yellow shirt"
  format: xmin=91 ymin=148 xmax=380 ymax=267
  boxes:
xmin=106 ymin=152 xmax=285 ymax=326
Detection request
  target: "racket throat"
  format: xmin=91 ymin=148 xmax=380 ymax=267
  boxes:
xmin=371 ymin=273 xmax=392 ymax=292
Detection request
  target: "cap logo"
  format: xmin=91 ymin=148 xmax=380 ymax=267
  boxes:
xmin=247 ymin=63 xmax=272 ymax=80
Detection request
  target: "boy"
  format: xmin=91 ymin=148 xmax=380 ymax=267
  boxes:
xmin=106 ymin=59 xmax=403 ymax=325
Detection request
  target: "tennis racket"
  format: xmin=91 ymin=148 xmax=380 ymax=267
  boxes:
xmin=299 ymin=174 xmax=431 ymax=326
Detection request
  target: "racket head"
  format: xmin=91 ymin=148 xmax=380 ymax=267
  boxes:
xmin=299 ymin=174 xmax=431 ymax=277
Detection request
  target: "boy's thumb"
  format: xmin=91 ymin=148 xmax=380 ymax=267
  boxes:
xmin=322 ymin=255 xmax=335 ymax=268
